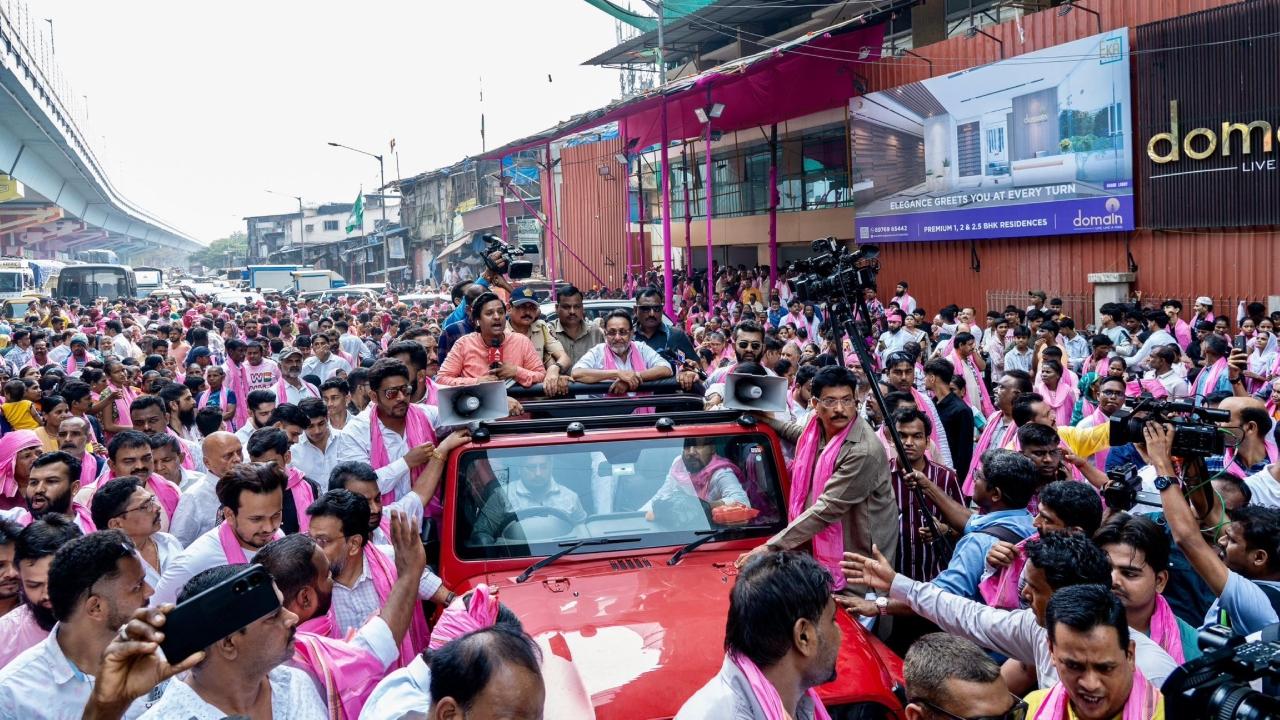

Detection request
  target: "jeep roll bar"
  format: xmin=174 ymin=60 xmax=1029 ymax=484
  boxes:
xmin=471 ymin=409 xmax=757 ymax=439
xmin=505 ymin=378 xmax=704 ymax=399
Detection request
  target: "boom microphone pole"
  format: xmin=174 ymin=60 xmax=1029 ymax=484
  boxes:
xmin=822 ymin=246 xmax=953 ymax=555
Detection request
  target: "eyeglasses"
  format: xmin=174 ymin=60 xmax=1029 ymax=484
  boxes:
xmin=736 ymin=341 xmax=762 ymax=350
xmin=817 ymin=397 xmax=856 ymax=409
xmin=636 ymin=304 xmax=663 ymax=314
xmin=114 ymin=495 xmax=158 ymax=519
xmin=910 ymin=695 xmax=1028 ymax=720
xmin=1098 ymin=389 xmax=1125 ymax=398
xmin=605 ymin=329 xmax=632 ymax=338
xmin=381 ymin=385 xmax=412 ymax=400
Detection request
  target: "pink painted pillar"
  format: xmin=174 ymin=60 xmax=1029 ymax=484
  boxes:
xmin=660 ymin=98 xmax=674 ymax=318
xmin=768 ymin=124 xmax=779 ymax=296
xmin=682 ymin=143 xmax=693 ymax=272
xmin=498 ymin=168 xmax=508 ymax=243
xmin=543 ymin=142 xmax=558 ymax=282
xmin=704 ymin=117 xmax=715 ymax=315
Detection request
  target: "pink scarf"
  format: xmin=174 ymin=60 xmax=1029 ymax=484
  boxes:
xmin=730 ymin=652 xmax=832 ymax=720
xmin=78 ymin=452 xmax=100 ymax=490
xmin=964 ymin=412 xmax=1016 ymax=496
xmin=368 ymin=404 xmax=436 ymax=506
xmin=1219 ymin=437 xmax=1279 ymax=479
xmin=1149 ymin=594 xmax=1185 ymax=664
xmin=787 ymin=416 xmax=854 ymax=590
xmin=292 ymin=629 xmax=389 ymax=720
xmin=223 ymin=359 xmax=250 ymax=428
xmin=365 ymin=543 xmax=431 ymax=667
xmin=1172 ymin=318 xmax=1191 ymax=350
xmin=978 ymin=534 xmax=1032 ymax=610
xmin=1126 ymin=378 xmax=1169 ymax=400
xmin=429 ymin=584 xmax=499 ymax=650
xmin=1034 ymin=378 xmax=1077 ymax=428
xmin=948 ymin=350 xmax=994 ymax=415
xmin=71 ymin=502 xmax=97 ymax=534
xmin=667 ymin=456 xmax=740 ymax=502
xmin=165 ymin=428 xmax=196 ymax=470
xmin=286 ymin=467 xmax=316 ymax=532
xmin=1195 ymin=357 xmax=1228 ymax=399
xmin=197 ymin=386 xmax=229 ymax=411
xmin=0 ymin=430 xmax=40 ymax=499
xmin=603 ymin=342 xmax=653 ymax=413
xmin=64 ymin=352 xmax=81 ymax=374
xmin=216 ymin=520 xmax=279 ymax=564
xmin=1031 ymin=668 xmax=1159 ymax=720
xmin=108 ymin=383 xmax=136 ymax=434
xmin=276 ymin=376 xmax=319 ymax=404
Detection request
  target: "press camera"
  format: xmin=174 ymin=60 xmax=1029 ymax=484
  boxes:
xmin=471 ymin=232 xmax=533 ymax=280
xmin=1163 ymin=624 xmax=1279 ymax=720
xmin=1108 ymin=396 xmax=1228 ymax=458
xmin=786 ymin=238 xmax=880 ymax=303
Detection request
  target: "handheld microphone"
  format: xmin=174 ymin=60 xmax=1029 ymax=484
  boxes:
xmin=487 ymin=338 xmax=503 ymax=370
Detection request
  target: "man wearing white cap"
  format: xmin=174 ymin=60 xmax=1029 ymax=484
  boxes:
xmin=1193 ymin=296 xmax=1216 ymax=325
xmin=275 ymin=347 xmax=320 ymax=404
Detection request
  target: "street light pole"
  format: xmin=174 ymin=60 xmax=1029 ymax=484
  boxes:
xmin=265 ymin=189 xmax=304 ymax=255
xmin=327 ymin=141 xmax=389 ymax=286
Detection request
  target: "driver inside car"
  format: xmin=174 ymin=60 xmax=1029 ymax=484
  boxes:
xmin=642 ymin=437 xmax=751 ymax=521
xmin=470 ymin=453 xmax=588 ymax=544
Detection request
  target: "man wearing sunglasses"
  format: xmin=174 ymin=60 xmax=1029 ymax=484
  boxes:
xmin=703 ymin=321 xmax=776 ymax=409
xmin=632 ymin=288 xmax=700 ymax=391
xmin=902 ymin=633 xmax=1025 ymax=720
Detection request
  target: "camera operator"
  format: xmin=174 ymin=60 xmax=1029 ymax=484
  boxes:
xmin=1144 ymin=422 xmax=1280 ymax=635
xmin=1204 ymin=396 xmax=1274 ymax=479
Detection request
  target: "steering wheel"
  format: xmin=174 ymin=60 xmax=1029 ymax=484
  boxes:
xmin=498 ymin=506 xmax=580 ymax=542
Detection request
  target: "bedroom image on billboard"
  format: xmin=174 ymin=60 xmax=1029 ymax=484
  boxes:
xmin=851 ymin=29 xmax=1132 ymax=243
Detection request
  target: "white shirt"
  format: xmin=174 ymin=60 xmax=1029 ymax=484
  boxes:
xmin=169 ymin=473 xmax=221 ymax=547
xmin=153 ymin=524 xmax=263 ymax=606
xmin=1125 ymin=329 xmax=1177 ymax=368
xmin=302 ymin=354 xmax=352 ymax=382
xmin=572 ymin=341 xmax=666 ymax=373
xmin=333 ymin=405 xmax=443 ymax=502
xmin=1148 ymin=368 xmax=1191 ymax=400
xmin=136 ymin=532 xmax=185 ymax=590
xmin=278 ymin=378 xmax=320 ymax=405
xmin=110 ymin=333 xmax=135 ymax=359
xmin=234 ymin=420 xmax=261 ymax=457
xmin=331 ymin=545 xmax=444 ymax=636
xmin=1244 ymin=465 xmax=1280 ymax=508
xmin=291 ymin=433 xmax=341 ymax=486
xmin=0 ymin=625 xmax=164 ymax=720
xmin=341 ymin=333 xmax=371 ymax=361
xmin=139 ymin=665 xmax=325 ymax=720
xmin=360 ymin=654 xmax=431 ymax=720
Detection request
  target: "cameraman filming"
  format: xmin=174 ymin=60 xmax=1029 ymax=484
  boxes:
xmin=1144 ymin=422 xmax=1280 ymax=636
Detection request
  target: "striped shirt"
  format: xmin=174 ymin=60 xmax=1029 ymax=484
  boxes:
xmin=889 ymin=457 xmax=966 ymax=582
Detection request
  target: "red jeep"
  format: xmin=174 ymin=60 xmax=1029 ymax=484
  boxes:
xmin=434 ymin=386 xmax=905 ymax=719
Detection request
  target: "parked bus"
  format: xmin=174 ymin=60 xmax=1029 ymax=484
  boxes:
xmin=134 ymin=266 xmax=164 ymax=298
xmin=77 ymin=249 xmax=119 ymax=264
xmin=0 ymin=258 xmax=36 ymax=299
xmin=55 ymin=264 xmax=136 ymax=304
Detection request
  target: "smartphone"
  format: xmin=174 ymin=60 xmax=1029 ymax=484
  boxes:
xmin=1233 ymin=335 xmax=1248 ymax=352
xmin=159 ymin=565 xmax=280 ymax=664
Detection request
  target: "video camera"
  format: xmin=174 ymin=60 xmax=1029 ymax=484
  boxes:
xmin=1163 ymin=624 xmax=1280 ymax=720
xmin=786 ymin=238 xmax=880 ymax=304
xmin=470 ymin=232 xmax=533 ymax=280
xmin=1100 ymin=462 xmax=1162 ymax=514
xmin=1108 ymin=396 xmax=1228 ymax=458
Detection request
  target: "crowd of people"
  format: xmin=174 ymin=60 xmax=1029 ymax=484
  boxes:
xmin=0 ymin=262 xmax=1275 ymax=720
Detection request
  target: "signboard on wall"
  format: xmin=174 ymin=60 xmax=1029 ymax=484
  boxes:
xmin=1135 ymin=1 xmax=1280 ymax=228
xmin=851 ymin=29 xmax=1133 ymax=243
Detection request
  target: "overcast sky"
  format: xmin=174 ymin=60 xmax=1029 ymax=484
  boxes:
xmin=40 ymin=0 xmax=631 ymax=243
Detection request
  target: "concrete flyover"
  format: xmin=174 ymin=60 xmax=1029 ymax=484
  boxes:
xmin=0 ymin=4 xmax=202 ymax=265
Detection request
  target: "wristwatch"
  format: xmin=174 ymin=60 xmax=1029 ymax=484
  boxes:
xmin=1153 ymin=475 xmax=1180 ymax=492
xmin=874 ymin=595 xmax=890 ymax=617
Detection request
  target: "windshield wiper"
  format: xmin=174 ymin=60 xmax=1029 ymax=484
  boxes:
xmin=515 ymin=536 xmax=642 ymax=584
xmin=668 ymin=528 xmax=739 ymax=566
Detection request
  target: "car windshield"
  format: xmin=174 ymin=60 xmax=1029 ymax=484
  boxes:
xmin=454 ymin=432 xmax=787 ymax=560
xmin=0 ymin=272 xmax=23 ymax=293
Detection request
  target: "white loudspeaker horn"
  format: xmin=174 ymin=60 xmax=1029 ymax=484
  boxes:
xmin=723 ymin=373 xmax=788 ymax=413
xmin=437 ymin=381 xmax=509 ymax=426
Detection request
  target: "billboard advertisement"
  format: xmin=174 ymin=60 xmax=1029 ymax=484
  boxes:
xmin=1135 ymin=1 xmax=1280 ymax=228
xmin=851 ymin=29 xmax=1133 ymax=243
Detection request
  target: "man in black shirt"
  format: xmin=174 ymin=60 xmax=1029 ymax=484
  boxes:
xmin=923 ymin=358 xmax=976 ymax=480
xmin=633 ymin=287 xmax=700 ymax=388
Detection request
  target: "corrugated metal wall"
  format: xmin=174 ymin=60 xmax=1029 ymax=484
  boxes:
xmin=863 ymin=0 xmax=1272 ymax=314
xmin=554 ymin=138 xmax=628 ymax=290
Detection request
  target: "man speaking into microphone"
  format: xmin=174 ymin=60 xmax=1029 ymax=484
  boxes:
xmin=437 ymin=292 xmax=547 ymax=389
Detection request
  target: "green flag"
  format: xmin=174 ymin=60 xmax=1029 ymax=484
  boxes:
xmin=345 ymin=190 xmax=364 ymax=234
